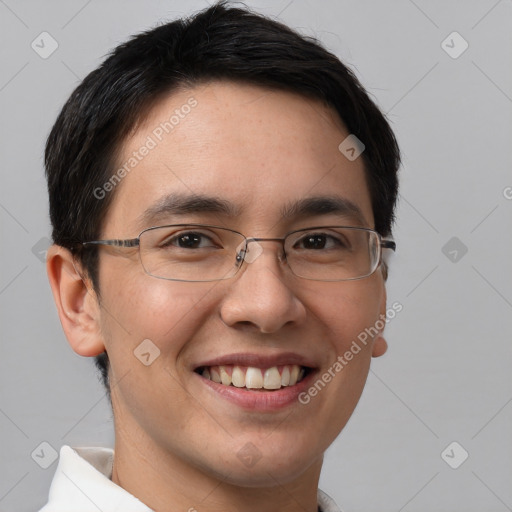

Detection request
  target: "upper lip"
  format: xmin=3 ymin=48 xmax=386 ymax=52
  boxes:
xmin=193 ymin=352 xmax=317 ymax=370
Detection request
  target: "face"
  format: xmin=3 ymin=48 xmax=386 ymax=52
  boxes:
xmin=89 ymin=82 xmax=387 ymax=486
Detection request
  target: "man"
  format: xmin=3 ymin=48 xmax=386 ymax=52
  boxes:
xmin=40 ymin=2 xmax=400 ymax=511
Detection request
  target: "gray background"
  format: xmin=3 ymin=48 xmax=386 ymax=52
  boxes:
xmin=1 ymin=0 xmax=511 ymax=511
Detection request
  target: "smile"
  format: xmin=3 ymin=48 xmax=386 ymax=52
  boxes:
xmin=195 ymin=364 xmax=308 ymax=390
xmin=192 ymin=353 xmax=317 ymax=410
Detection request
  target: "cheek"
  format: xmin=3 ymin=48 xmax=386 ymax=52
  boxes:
xmin=98 ymin=261 xmax=218 ymax=360
xmin=295 ymin=277 xmax=385 ymax=426
xmin=98 ymin=273 xmax=218 ymax=429
xmin=303 ymin=275 xmax=385 ymax=350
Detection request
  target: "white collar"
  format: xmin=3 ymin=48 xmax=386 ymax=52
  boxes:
xmin=39 ymin=445 xmax=341 ymax=512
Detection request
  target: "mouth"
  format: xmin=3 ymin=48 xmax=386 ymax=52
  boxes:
xmin=194 ymin=364 xmax=311 ymax=391
xmin=192 ymin=353 xmax=318 ymax=411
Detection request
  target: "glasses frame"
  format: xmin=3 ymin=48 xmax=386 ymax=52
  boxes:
xmin=82 ymin=223 xmax=396 ymax=282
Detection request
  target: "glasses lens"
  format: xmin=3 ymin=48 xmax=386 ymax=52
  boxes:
xmin=285 ymin=227 xmax=380 ymax=281
xmin=137 ymin=225 xmax=383 ymax=282
xmin=139 ymin=225 xmax=245 ymax=282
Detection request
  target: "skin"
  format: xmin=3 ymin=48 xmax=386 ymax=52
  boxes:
xmin=47 ymin=81 xmax=389 ymax=512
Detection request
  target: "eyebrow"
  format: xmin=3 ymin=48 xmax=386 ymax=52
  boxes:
xmin=138 ymin=193 xmax=241 ymax=226
xmin=280 ymin=196 xmax=368 ymax=226
xmin=138 ymin=193 xmax=368 ymax=227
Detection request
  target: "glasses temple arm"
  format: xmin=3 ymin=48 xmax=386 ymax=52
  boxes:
xmin=82 ymin=239 xmax=140 ymax=248
xmin=381 ymin=240 xmax=396 ymax=251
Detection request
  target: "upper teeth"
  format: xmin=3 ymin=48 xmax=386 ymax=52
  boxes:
xmin=201 ymin=364 xmax=305 ymax=390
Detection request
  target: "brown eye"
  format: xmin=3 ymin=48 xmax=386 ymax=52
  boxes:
xmin=160 ymin=231 xmax=217 ymax=249
xmin=295 ymin=233 xmax=347 ymax=250
xmin=177 ymin=233 xmax=203 ymax=248
xmin=302 ymin=235 xmax=327 ymax=249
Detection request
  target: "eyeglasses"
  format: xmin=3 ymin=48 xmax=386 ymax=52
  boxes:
xmin=82 ymin=224 xmax=396 ymax=282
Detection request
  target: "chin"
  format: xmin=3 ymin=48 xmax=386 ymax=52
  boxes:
xmin=207 ymin=439 xmax=323 ymax=488
xmin=219 ymin=457 xmax=320 ymax=489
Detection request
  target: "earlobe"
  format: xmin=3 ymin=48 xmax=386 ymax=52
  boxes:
xmin=46 ymin=245 xmax=106 ymax=357
xmin=372 ymin=335 xmax=388 ymax=357
xmin=372 ymin=286 xmax=388 ymax=358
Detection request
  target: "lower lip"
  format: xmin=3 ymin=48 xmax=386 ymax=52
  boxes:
xmin=195 ymin=370 xmax=316 ymax=411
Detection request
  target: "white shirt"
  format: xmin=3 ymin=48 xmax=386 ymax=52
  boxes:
xmin=38 ymin=445 xmax=341 ymax=512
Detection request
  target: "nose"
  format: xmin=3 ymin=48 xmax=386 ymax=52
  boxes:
xmin=219 ymin=240 xmax=306 ymax=333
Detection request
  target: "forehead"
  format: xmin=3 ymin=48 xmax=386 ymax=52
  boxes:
xmin=103 ymin=81 xmax=374 ymax=235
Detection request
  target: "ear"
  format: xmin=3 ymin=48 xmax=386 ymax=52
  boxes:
xmin=46 ymin=245 xmax=106 ymax=357
xmin=372 ymin=286 xmax=388 ymax=358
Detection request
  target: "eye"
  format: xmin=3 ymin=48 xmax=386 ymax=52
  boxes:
xmin=162 ymin=231 xmax=217 ymax=249
xmin=295 ymin=232 xmax=347 ymax=250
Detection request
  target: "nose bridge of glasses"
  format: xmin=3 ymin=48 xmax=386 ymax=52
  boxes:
xmin=236 ymin=237 xmax=286 ymax=264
